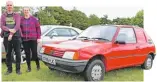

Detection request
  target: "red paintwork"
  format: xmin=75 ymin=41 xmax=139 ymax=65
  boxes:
xmin=42 ymin=25 xmax=156 ymax=72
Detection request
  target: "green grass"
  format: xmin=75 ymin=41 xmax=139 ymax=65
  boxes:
xmin=2 ymin=61 xmax=143 ymax=81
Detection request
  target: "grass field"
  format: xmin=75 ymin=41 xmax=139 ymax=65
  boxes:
xmin=2 ymin=61 xmax=143 ymax=81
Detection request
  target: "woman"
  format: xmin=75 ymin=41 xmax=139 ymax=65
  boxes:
xmin=20 ymin=7 xmax=41 ymax=72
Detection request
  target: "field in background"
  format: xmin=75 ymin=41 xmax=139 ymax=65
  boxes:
xmin=2 ymin=61 xmax=143 ymax=81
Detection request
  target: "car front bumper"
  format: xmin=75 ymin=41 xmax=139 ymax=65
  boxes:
xmin=38 ymin=54 xmax=88 ymax=73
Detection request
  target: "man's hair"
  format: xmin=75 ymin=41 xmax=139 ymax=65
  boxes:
xmin=6 ymin=0 xmax=13 ymax=6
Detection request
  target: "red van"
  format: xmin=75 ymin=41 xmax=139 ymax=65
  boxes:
xmin=38 ymin=25 xmax=156 ymax=81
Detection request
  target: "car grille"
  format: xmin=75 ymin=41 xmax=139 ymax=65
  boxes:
xmin=51 ymin=50 xmax=65 ymax=58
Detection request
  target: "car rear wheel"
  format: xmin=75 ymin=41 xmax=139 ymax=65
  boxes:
xmin=141 ymin=55 xmax=153 ymax=70
xmin=84 ymin=59 xmax=105 ymax=81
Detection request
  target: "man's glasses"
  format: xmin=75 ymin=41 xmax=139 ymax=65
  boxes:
xmin=7 ymin=5 xmax=13 ymax=6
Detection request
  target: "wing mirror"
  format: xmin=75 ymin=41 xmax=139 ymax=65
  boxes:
xmin=69 ymin=35 xmax=78 ymax=40
xmin=50 ymin=32 xmax=58 ymax=38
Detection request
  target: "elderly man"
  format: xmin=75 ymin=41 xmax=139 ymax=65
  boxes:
xmin=1 ymin=0 xmax=22 ymax=75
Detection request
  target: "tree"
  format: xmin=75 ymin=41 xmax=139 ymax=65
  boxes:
xmin=2 ymin=6 xmax=35 ymax=16
xmin=1 ymin=6 xmax=22 ymax=13
xmin=112 ymin=17 xmax=120 ymax=24
xmin=51 ymin=7 xmax=71 ymax=25
xmin=88 ymin=14 xmax=100 ymax=26
xmin=112 ymin=17 xmax=132 ymax=25
xmin=131 ymin=10 xmax=143 ymax=27
xmin=4 ymin=6 xmax=142 ymax=29
xmin=69 ymin=9 xmax=89 ymax=30
xmin=100 ymin=15 xmax=112 ymax=24
xmin=42 ymin=7 xmax=72 ymax=25
xmin=37 ymin=9 xmax=58 ymax=25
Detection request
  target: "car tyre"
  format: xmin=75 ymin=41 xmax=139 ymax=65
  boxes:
xmin=48 ymin=67 xmax=55 ymax=71
xmin=141 ymin=55 xmax=153 ymax=70
xmin=84 ymin=59 xmax=105 ymax=81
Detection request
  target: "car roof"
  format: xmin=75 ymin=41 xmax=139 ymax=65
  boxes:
xmin=41 ymin=25 xmax=78 ymax=29
xmin=90 ymin=24 xmax=142 ymax=28
xmin=115 ymin=25 xmax=142 ymax=28
xmin=41 ymin=25 xmax=82 ymax=33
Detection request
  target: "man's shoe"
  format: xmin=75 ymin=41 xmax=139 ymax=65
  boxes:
xmin=26 ymin=68 xmax=31 ymax=72
xmin=37 ymin=67 xmax=40 ymax=71
xmin=4 ymin=71 xmax=12 ymax=75
xmin=16 ymin=71 xmax=22 ymax=75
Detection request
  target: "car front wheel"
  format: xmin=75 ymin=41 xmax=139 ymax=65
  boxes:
xmin=84 ymin=59 xmax=105 ymax=81
xmin=48 ymin=67 xmax=55 ymax=71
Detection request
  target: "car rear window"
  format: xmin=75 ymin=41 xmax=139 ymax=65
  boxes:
xmin=134 ymin=28 xmax=147 ymax=43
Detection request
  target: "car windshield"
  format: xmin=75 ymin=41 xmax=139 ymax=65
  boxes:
xmin=77 ymin=26 xmax=117 ymax=41
xmin=41 ymin=26 xmax=51 ymax=35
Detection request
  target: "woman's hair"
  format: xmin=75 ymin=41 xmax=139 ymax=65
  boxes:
xmin=22 ymin=7 xmax=32 ymax=15
xmin=22 ymin=7 xmax=31 ymax=11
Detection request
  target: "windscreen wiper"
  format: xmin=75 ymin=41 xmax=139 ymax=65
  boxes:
xmin=91 ymin=37 xmax=110 ymax=41
xmin=77 ymin=36 xmax=90 ymax=40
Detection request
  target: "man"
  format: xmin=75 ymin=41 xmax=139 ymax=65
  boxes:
xmin=1 ymin=0 xmax=22 ymax=75
xmin=21 ymin=7 xmax=41 ymax=72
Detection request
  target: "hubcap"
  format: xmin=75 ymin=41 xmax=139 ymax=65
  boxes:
xmin=21 ymin=54 xmax=26 ymax=64
xmin=13 ymin=51 xmax=26 ymax=64
xmin=91 ymin=65 xmax=102 ymax=80
xmin=146 ymin=58 xmax=152 ymax=68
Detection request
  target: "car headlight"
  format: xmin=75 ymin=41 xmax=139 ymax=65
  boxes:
xmin=40 ymin=47 xmax=45 ymax=53
xmin=62 ymin=51 xmax=79 ymax=60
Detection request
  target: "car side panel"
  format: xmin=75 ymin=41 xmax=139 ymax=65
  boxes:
xmin=133 ymin=28 xmax=151 ymax=64
xmin=105 ymin=43 xmax=138 ymax=71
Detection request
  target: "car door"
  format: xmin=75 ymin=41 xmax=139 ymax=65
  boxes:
xmin=108 ymin=27 xmax=137 ymax=70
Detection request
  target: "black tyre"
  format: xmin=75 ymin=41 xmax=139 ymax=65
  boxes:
xmin=84 ymin=59 xmax=105 ymax=81
xmin=48 ymin=67 xmax=55 ymax=71
xmin=141 ymin=55 xmax=153 ymax=70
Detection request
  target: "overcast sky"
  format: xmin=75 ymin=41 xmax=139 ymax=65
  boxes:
xmin=63 ymin=6 xmax=143 ymax=19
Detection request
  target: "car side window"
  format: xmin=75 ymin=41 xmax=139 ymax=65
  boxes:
xmin=116 ymin=28 xmax=136 ymax=43
xmin=101 ymin=26 xmax=117 ymax=41
xmin=46 ymin=28 xmax=71 ymax=37
xmin=70 ymin=29 xmax=79 ymax=36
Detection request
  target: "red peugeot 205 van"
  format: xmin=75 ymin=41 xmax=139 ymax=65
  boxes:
xmin=38 ymin=25 xmax=156 ymax=81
